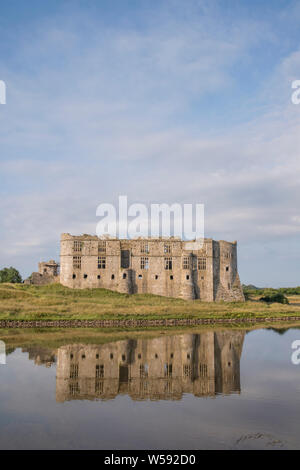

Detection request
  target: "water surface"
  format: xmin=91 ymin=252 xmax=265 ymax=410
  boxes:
xmin=0 ymin=326 xmax=300 ymax=449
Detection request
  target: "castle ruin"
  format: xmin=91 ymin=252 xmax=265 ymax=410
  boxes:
xmin=25 ymin=259 xmax=60 ymax=286
xmin=59 ymin=234 xmax=244 ymax=301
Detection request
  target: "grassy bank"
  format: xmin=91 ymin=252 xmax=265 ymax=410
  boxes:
xmin=0 ymin=283 xmax=300 ymax=322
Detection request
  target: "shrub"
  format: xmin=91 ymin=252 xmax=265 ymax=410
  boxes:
xmin=0 ymin=267 xmax=22 ymax=284
xmin=259 ymin=293 xmax=289 ymax=304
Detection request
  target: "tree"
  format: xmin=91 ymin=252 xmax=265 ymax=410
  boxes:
xmin=0 ymin=267 xmax=22 ymax=283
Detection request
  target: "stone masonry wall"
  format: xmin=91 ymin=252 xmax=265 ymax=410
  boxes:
xmin=59 ymin=234 xmax=245 ymax=302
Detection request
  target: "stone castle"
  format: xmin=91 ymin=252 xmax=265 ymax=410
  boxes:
xmin=20 ymin=330 xmax=245 ymax=402
xmin=59 ymin=233 xmax=244 ymax=301
xmin=26 ymin=233 xmax=245 ymax=301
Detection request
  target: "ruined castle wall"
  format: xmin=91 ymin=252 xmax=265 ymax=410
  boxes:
xmin=214 ymin=241 xmax=245 ymax=302
xmin=190 ymin=240 xmax=214 ymax=302
xmin=38 ymin=260 xmax=59 ymax=277
xmin=130 ymin=239 xmax=182 ymax=297
xmin=60 ymin=235 xmax=121 ymax=291
xmin=59 ymin=233 xmax=244 ymax=302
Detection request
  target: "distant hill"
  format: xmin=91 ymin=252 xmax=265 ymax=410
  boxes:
xmin=242 ymin=284 xmax=261 ymax=290
xmin=243 ymin=284 xmax=300 ymax=296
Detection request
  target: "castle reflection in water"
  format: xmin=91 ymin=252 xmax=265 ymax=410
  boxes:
xmin=26 ymin=331 xmax=245 ymax=402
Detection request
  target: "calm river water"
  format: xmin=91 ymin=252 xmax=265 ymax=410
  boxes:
xmin=0 ymin=325 xmax=300 ymax=449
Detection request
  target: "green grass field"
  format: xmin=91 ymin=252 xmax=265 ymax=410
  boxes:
xmin=0 ymin=282 xmax=300 ymax=322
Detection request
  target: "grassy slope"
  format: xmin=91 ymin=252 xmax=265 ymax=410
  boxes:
xmin=0 ymin=283 xmax=300 ymax=321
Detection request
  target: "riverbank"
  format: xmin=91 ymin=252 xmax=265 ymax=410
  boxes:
xmin=1 ymin=315 xmax=300 ymax=329
xmin=1 ymin=283 xmax=300 ymax=325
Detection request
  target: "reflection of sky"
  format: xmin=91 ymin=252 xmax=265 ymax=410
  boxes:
xmin=1 ymin=328 xmax=300 ymax=449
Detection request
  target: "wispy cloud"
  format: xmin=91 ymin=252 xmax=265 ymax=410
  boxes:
xmin=0 ymin=1 xmax=300 ymax=285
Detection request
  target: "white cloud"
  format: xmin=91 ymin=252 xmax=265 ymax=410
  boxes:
xmin=0 ymin=4 xmax=300 ymax=285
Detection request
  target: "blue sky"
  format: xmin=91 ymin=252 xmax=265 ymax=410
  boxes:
xmin=0 ymin=0 xmax=300 ymax=286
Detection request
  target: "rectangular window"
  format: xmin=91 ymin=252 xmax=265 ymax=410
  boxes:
xmin=164 ymin=257 xmax=173 ymax=270
xmin=98 ymin=256 xmax=106 ymax=269
xmin=198 ymin=257 xmax=206 ymax=270
xmin=183 ymin=257 xmax=190 ymax=269
xmin=139 ymin=364 xmax=148 ymax=378
xmin=183 ymin=364 xmax=192 ymax=378
xmin=164 ymin=243 xmax=171 ymax=254
xmin=121 ymin=250 xmax=130 ymax=268
xmin=95 ymin=364 xmax=104 ymax=379
xmin=140 ymin=257 xmax=149 ymax=270
xmin=73 ymin=240 xmax=83 ymax=252
xmin=199 ymin=363 xmax=208 ymax=378
xmin=141 ymin=242 xmax=149 ymax=254
xmin=73 ymin=256 xmax=81 ymax=269
xmin=98 ymin=240 xmax=106 ymax=253
xmin=164 ymin=363 xmax=173 ymax=378
xmin=70 ymin=363 xmax=79 ymax=379
xmin=69 ymin=382 xmax=79 ymax=396
xmin=95 ymin=380 xmax=104 ymax=394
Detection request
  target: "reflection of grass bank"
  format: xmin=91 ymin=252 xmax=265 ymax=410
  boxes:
xmin=0 ymin=283 xmax=300 ymax=322
xmin=1 ymin=321 xmax=300 ymax=351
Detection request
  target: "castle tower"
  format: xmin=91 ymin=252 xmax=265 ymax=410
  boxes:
xmin=38 ymin=260 xmax=59 ymax=276
xmin=118 ymin=268 xmax=133 ymax=294
xmin=214 ymin=241 xmax=245 ymax=302
xmin=180 ymin=253 xmax=195 ymax=300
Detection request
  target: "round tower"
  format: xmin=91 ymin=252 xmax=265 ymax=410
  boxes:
xmin=180 ymin=253 xmax=195 ymax=300
xmin=118 ymin=269 xmax=133 ymax=294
